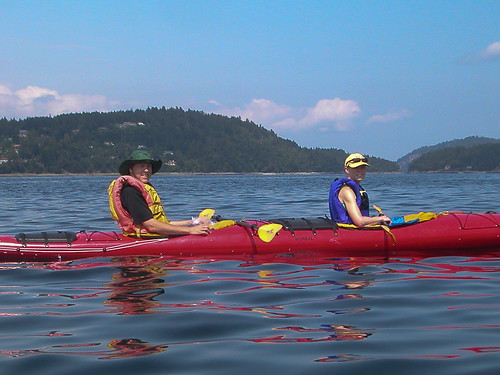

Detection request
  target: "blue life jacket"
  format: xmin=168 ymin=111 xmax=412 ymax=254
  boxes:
xmin=329 ymin=178 xmax=370 ymax=224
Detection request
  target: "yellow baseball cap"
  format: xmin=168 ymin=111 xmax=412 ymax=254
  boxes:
xmin=345 ymin=153 xmax=370 ymax=168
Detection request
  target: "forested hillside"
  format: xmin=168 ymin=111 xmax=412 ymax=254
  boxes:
xmin=0 ymin=107 xmax=398 ymax=174
xmin=408 ymin=143 xmax=500 ymax=172
xmin=398 ymin=136 xmax=500 ymax=172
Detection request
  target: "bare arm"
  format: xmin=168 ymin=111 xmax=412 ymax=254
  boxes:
xmin=169 ymin=219 xmax=195 ymax=226
xmin=141 ymin=218 xmax=211 ymax=236
xmin=339 ymin=187 xmax=391 ymax=227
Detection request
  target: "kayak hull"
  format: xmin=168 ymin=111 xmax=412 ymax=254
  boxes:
xmin=0 ymin=212 xmax=499 ymax=263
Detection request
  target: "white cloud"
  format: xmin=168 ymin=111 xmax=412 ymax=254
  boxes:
xmin=221 ymin=98 xmax=295 ymax=126
xmin=464 ymin=41 xmax=500 ymax=63
xmin=0 ymin=85 xmax=12 ymax=95
xmin=480 ymin=41 xmax=500 ymax=60
xmin=15 ymin=86 xmax=58 ymax=103
xmin=299 ymin=98 xmax=361 ymax=130
xmin=0 ymin=84 xmax=118 ymax=119
xmin=209 ymin=97 xmax=361 ymax=132
xmin=366 ymin=109 xmax=412 ymax=124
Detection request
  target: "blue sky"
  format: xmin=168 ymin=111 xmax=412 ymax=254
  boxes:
xmin=1 ymin=0 xmax=498 ymax=160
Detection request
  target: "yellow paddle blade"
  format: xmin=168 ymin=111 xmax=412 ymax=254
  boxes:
xmin=210 ymin=220 xmax=237 ymax=230
xmin=199 ymin=208 xmax=216 ymax=219
xmin=257 ymin=223 xmax=283 ymax=243
xmin=381 ymin=225 xmax=396 ymax=244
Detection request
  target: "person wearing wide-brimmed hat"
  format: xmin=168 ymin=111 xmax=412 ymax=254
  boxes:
xmin=329 ymin=153 xmax=391 ymax=227
xmin=108 ymin=150 xmax=210 ymax=237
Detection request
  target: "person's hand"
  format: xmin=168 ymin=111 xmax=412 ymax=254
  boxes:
xmin=379 ymin=215 xmax=392 ymax=225
xmin=189 ymin=224 xmax=211 ymax=235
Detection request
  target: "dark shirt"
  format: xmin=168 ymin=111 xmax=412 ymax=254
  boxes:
xmin=121 ymin=184 xmax=153 ymax=225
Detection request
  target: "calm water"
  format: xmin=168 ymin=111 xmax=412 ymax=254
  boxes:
xmin=0 ymin=173 xmax=499 ymax=374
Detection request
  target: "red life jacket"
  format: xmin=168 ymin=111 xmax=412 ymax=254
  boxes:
xmin=108 ymin=175 xmax=169 ymax=237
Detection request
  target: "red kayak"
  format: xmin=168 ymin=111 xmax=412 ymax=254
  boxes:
xmin=0 ymin=212 xmax=499 ymax=263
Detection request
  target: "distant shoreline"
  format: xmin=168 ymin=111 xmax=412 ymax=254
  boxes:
xmin=0 ymin=172 xmax=339 ymax=177
xmin=0 ymin=170 xmax=498 ymax=178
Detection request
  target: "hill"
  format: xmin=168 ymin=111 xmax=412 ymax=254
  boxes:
xmin=0 ymin=107 xmax=399 ymax=174
xmin=397 ymin=136 xmax=500 ymax=172
xmin=407 ymin=143 xmax=500 ymax=172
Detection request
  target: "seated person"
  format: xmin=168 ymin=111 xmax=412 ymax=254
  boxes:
xmin=108 ymin=150 xmax=210 ymax=237
xmin=329 ymin=153 xmax=391 ymax=227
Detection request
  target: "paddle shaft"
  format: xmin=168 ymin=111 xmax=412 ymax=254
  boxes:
xmin=213 ymin=215 xmax=282 ymax=242
xmin=214 ymin=215 xmax=257 ymax=230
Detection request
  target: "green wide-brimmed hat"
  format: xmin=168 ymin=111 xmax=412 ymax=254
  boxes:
xmin=119 ymin=150 xmax=162 ymax=175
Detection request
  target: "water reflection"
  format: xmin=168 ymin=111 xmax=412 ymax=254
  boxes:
xmin=1 ymin=254 xmax=500 ymax=362
xmin=103 ymin=338 xmax=168 ymax=359
xmin=254 ymin=324 xmax=372 ymax=343
xmin=0 ymin=337 xmax=167 ymax=359
xmin=105 ymin=257 xmax=168 ymax=315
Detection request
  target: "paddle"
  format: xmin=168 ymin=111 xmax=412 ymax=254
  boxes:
xmin=373 ymin=204 xmax=384 ymax=216
xmin=198 ymin=208 xmax=216 ymax=220
xmin=189 ymin=209 xmax=216 ymax=226
xmin=257 ymin=223 xmax=283 ymax=242
xmin=211 ymin=216 xmax=282 ymax=243
xmin=372 ymin=205 xmax=396 ymax=243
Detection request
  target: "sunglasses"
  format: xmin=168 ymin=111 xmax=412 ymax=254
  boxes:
xmin=346 ymin=157 xmax=368 ymax=165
